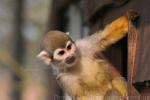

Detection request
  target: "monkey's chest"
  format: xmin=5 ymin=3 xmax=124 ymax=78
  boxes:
xmin=59 ymin=57 xmax=112 ymax=99
xmin=59 ymin=74 xmax=110 ymax=100
xmin=71 ymin=58 xmax=111 ymax=97
xmin=80 ymin=58 xmax=111 ymax=91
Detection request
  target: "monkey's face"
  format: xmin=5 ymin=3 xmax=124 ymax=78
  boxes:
xmin=53 ymin=41 xmax=78 ymax=68
xmin=37 ymin=31 xmax=80 ymax=71
xmin=37 ymin=40 xmax=79 ymax=69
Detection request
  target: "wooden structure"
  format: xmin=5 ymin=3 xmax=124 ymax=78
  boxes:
xmin=49 ymin=0 xmax=150 ymax=99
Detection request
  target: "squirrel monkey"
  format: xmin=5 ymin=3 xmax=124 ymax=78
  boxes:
xmin=37 ymin=11 xmax=138 ymax=100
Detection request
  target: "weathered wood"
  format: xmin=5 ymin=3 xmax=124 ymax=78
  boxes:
xmin=128 ymin=17 xmax=140 ymax=97
xmin=102 ymin=0 xmax=134 ymax=27
xmin=83 ymin=0 xmax=128 ymax=24
xmin=83 ymin=0 xmax=112 ymax=23
xmin=133 ymin=0 xmax=150 ymax=83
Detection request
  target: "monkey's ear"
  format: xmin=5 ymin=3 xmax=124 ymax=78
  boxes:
xmin=37 ymin=51 xmax=51 ymax=65
xmin=66 ymin=32 xmax=70 ymax=35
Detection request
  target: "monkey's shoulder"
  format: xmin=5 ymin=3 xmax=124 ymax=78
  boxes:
xmin=80 ymin=57 xmax=111 ymax=83
xmin=75 ymin=40 xmax=96 ymax=56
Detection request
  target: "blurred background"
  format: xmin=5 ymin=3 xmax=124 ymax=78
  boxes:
xmin=0 ymin=0 xmax=89 ymax=100
xmin=0 ymin=0 xmax=58 ymax=100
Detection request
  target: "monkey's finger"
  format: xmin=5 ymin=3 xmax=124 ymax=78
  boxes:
xmin=126 ymin=9 xmax=139 ymax=21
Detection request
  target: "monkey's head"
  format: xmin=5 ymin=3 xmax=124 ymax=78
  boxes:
xmin=37 ymin=31 xmax=79 ymax=70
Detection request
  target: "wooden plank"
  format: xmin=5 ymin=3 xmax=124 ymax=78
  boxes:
xmin=102 ymin=0 xmax=134 ymax=26
xmin=128 ymin=86 xmax=140 ymax=100
xmin=132 ymin=0 xmax=150 ymax=83
xmin=83 ymin=0 xmax=129 ymax=24
xmin=141 ymin=87 xmax=150 ymax=96
xmin=128 ymin=17 xmax=140 ymax=96
xmin=83 ymin=0 xmax=113 ymax=23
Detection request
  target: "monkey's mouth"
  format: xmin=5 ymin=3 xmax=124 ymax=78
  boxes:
xmin=65 ymin=56 xmax=76 ymax=65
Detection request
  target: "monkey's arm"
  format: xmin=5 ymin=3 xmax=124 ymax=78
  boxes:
xmin=112 ymin=77 xmax=127 ymax=97
xmin=97 ymin=16 xmax=128 ymax=50
xmin=110 ymin=65 xmax=127 ymax=98
xmin=76 ymin=16 xmax=129 ymax=55
xmin=104 ymin=77 xmax=127 ymax=100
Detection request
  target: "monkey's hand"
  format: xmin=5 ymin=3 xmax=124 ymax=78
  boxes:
xmin=98 ymin=10 xmax=139 ymax=50
xmin=99 ymin=16 xmax=128 ymax=50
xmin=112 ymin=77 xmax=127 ymax=98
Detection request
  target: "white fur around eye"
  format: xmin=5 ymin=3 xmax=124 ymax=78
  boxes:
xmin=54 ymin=48 xmax=65 ymax=61
xmin=66 ymin=41 xmax=72 ymax=48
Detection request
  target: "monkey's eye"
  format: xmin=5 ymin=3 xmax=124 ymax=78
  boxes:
xmin=58 ymin=50 xmax=65 ymax=56
xmin=67 ymin=44 xmax=72 ymax=50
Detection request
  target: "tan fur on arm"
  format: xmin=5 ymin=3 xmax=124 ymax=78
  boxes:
xmin=98 ymin=16 xmax=128 ymax=50
xmin=112 ymin=77 xmax=127 ymax=97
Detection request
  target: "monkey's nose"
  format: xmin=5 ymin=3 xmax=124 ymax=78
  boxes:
xmin=65 ymin=56 xmax=75 ymax=64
